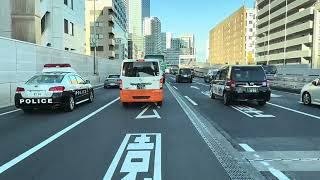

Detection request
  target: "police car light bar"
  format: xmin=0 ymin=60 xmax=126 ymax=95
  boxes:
xmin=44 ymin=64 xmax=71 ymax=68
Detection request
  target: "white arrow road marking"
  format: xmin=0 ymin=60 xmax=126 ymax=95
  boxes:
xmin=231 ymin=105 xmax=275 ymax=118
xmin=190 ymin=86 xmax=200 ymax=90
xmin=136 ymin=105 xmax=161 ymax=119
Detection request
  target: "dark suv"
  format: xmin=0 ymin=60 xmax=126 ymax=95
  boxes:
xmin=176 ymin=68 xmax=193 ymax=83
xmin=209 ymin=65 xmax=271 ymax=106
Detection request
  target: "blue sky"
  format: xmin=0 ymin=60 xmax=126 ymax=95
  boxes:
xmin=151 ymin=0 xmax=254 ymax=63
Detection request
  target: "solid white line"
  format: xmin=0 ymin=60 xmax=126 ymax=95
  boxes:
xmin=154 ymin=133 xmax=162 ymax=180
xmin=190 ymin=86 xmax=200 ymax=90
xmin=194 ymin=82 xmax=210 ymax=87
xmin=231 ymin=106 xmax=253 ymax=118
xmin=268 ymin=167 xmax=291 ymax=180
xmin=239 ymin=143 xmax=255 ymax=152
xmin=173 ymin=86 xmax=178 ymax=90
xmin=184 ymin=96 xmax=198 ymax=106
xmin=0 ymin=109 xmax=21 ymax=116
xmin=267 ymin=102 xmax=320 ymax=120
xmin=103 ymin=134 xmax=131 ymax=180
xmin=0 ymin=97 xmax=120 ymax=174
xmin=271 ymin=89 xmax=299 ymax=96
xmin=75 ymin=98 xmax=89 ymax=105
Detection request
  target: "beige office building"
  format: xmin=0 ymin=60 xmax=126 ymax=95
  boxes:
xmin=209 ymin=6 xmax=256 ymax=65
xmin=255 ymin=0 xmax=320 ymax=68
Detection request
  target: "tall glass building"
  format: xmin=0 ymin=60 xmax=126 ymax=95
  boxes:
xmin=128 ymin=0 xmax=150 ymax=58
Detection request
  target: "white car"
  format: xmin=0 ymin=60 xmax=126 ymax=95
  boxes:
xmin=301 ymin=78 xmax=320 ymax=105
xmin=15 ymin=64 xmax=94 ymax=113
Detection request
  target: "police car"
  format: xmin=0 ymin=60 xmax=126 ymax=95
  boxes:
xmin=15 ymin=64 xmax=94 ymax=113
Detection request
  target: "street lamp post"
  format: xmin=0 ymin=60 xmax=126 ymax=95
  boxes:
xmin=93 ymin=0 xmax=97 ymax=75
xmin=262 ymin=32 xmax=267 ymax=65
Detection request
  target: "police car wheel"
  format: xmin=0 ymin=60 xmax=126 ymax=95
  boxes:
xmin=65 ymin=96 xmax=75 ymax=112
xmin=88 ymin=91 xmax=94 ymax=103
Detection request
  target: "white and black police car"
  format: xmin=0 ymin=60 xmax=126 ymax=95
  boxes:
xmin=15 ymin=64 xmax=94 ymax=113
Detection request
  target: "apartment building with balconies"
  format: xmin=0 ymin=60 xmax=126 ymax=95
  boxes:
xmin=85 ymin=0 xmax=128 ymax=60
xmin=255 ymin=0 xmax=320 ymax=68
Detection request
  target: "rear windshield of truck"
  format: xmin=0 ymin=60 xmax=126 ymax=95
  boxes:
xmin=231 ymin=67 xmax=266 ymax=82
xmin=122 ymin=62 xmax=159 ymax=77
xmin=108 ymin=75 xmax=120 ymax=78
xmin=180 ymin=69 xmax=192 ymax=74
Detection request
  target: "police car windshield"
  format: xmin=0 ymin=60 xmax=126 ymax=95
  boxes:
xmin=109 ymin=75 xmax=120 ymax=78
xmin=122 ymin=62 xmax=159 ymax=77
xmin=27 ymin=75 xmax=64 ymax=84
xmin=180 ymin=69 xmax=191 ymax=74
xmin=232 ymin=67 xmax=266 ymax=82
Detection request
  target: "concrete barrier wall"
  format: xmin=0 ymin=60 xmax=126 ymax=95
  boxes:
xmin=0 ymin=36 xmax=121 ymax=108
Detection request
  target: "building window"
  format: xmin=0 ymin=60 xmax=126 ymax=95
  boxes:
xmin=91 ymin=46 xmax=104 ymax=51
xmin=65 ymin=47 xmax=69 ymax=51
xmin=41 ymin=12 xmax=50 ymax=34
xmin=71 ymin=0 xmax=73 ymax=9
xmin=64 ymin=0 xmax=68 ymax=6
xmin=64 ymin=19 xmax=69 ymax=34
xmin=70 ymin=22 xmax=74 ymax=36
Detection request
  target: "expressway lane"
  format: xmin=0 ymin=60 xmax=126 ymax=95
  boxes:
xmin=167 ymin=75 xmax=320 ymax=179
xmin=0 ymin=85 xmax=233 ymax=179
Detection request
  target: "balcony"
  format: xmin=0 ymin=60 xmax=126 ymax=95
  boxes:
xmin=287 ymin=7 xmax=313 ymax=24
xmin=270 ymin=0 xmax=285 ymax=11
xmin=287 ymin=0 xmax=311 ymax=12
xmin=258 ymin=14 xmax=270 ymax=26
xmin=258 ymin=4 xmax=270 ymax=17
xmin=268 ymin=53 xmax=285 ymax=61
xmin=109 ymin=39 xmax=115 ymax=46
xmin=108 ymin=15 xmax=115 ymax=23
xmin=269 ymin=30 xmax=285 ymax=41
xmin=256 ymin=36 xmax=268 ymax=45
xmin=257 ymin=25 xmax=269 ymax=36
xmin=286 ymin=35 xmax=312 ymax=47
xmin=256 ymin=46 xmax=268 ymax=54
xmin=285 ymin=49 xmax=312 ymax=59
xmin=269 ymin=19 xmax=285 ymax=31
xmin=286 ymin=21 xmax=313 ymax=36
xmin=108 ymin=51 xmax=115 ymax=59
xmin=270 ymin=5 xmax=286 ymax=21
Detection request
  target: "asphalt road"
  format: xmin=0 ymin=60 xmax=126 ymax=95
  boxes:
xmin=1 ymin=76 xmax=320 ymax=180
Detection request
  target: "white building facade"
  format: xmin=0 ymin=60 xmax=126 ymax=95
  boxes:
xmin=144 ymin=17 xmax=162 ymax=55
xmin=246 ymin=8 xmax=256 ymax=64
xmin=255 ymin=0 xmax=320 ymax=67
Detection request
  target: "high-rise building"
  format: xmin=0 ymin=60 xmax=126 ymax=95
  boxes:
xmin=85 ymin=0 xmax=128 ymax=60
xmin=255 ymin=0 xmax=320 ymax=68
xmin=144 ymin=17 xmax=162 ymax=55
xmin=0 ymin=0 xmax=86 ymax=54
xmin=128 ymin=0 xmax=150 ymax=59
xmin=161 ymin=32 xmax=173 ymax=53
xmin=208 ymin=6 xmax=256 ymax=65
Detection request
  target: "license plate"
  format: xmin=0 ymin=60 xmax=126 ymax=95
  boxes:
xmin=137 ymin=84 xmax=146 ymax=90
xmin=247 ymin=88 xmax=258 ymax=93
xmin=30 ymin=91 xmax=44 ymax=97
xmin=183 ymin=75 xmax=188 ymax=77
xmin=110 ymin=83 xmax=115 ymax=86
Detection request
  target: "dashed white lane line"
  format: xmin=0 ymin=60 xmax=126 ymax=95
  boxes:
xmin=239 ymin=143 xmax=255 ymax=152
xmin=184 ymin=96 xmax=198 ymax=106
xmin=0 ymin=97 xmax=120 ymax=174
xmin=173 ymin=86 xmax=178 ymax=90
xmin=190 ymin=86 xmax=200 ymax=90
xmin=0 ymin=109 xmax=21 ymax=116
xmin=239 ymin=143 xmax=291 ymax=180
xmin=271 ymin=89 xmax=300 ymax=96
xmin=267 ymin=102 xmax=320 ymax=120
xmin=193 ymin=82 xmax=210 ymax=87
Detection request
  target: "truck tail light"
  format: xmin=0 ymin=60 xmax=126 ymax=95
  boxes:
xmin=119 ymin=80 xmax=123 ymax=90
xmin=49 ymin=86 xmax=65 ymax=92
xmin=227 ymin=80 xmax=236 ymax=88
xmin=262 ymin=80 xmax=269 ymax=87
xmin=16 ymin=87 xmax=25 ymax=93
xmin=160 ymin=78 xmax=164 ymax=89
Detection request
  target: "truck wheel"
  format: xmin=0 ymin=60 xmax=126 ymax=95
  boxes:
xmin=258 ymin=100 xmax=266 ymax=106
xmin=88 ymin=91 xmax=94 ymax=103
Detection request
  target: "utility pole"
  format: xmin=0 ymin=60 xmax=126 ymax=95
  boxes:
xmin=93 ymin=0 xmax=97 ymax=75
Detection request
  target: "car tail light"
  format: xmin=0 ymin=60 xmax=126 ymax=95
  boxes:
xmin=160 ymin=78 xmax=164 ymax=89
xmin=227 ymin=80 xmax=236 ymax=88
xmin=44 ymin=64 xmax=71 ymax=68
xmin=137 ymin=59 xmax=145 ymax=62
xmin=49 ymin=86 xmax=65 ymax=92
xmin=262 ymin=80 xmax=269 ymax=87
xmin=119 ymin=80 xmax=123 ymax=90
xmin=16 ymin=87 xmax=25 ymax=93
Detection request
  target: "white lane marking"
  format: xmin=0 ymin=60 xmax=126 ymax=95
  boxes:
xmin=239 ymin=143 xmax=291 ymax=180
xmin=184 ymin=96 xmax=198 ymax=106
xmin=94 ymin=86 xmax=104 ymax=90
xmin=271 ymin=89 xmax=299 ymax=96
xmin=271 ymin=93 xmax=282 ymax=98
xmin=136 ymin=105 xmax=161 ymax=119
xmin=190 ymin=86 xmax=200 ymax=90
xmin=104 ymin=133 xmax=161 ymax=180
xmin=201 ymin=91 xmax=210 ymax=97
xmin=231 ymin=106 xmax=254 ymax=118
xmin=231 ymin=105 xmax=275 ymax=118
xmin=0 ymin=109 xmax=21 ymax=116
xmin=194 ymin=82 xmax=210 ymax=87
xmin=75 ymin=98 xmax=89 ymax=105
xmin=269 ymin=167 xmax=291 ymax=180
xmin=267 ymin=102 xmax=320 ymax=120
xmin=173 ymin=86 xmax=178 ymax=90
xmin=239 ymin=143 xmax=255 ymax=152
xmin=0 ymin=97 xmax=120 ymax=174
